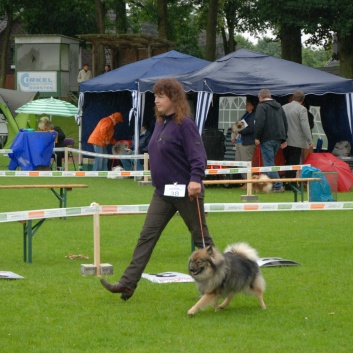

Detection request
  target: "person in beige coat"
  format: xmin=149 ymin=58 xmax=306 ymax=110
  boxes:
xmin=77 ymin=64 xmax=92 ymax=84
xmin=282 ymin=90 xmax=313 ymax=182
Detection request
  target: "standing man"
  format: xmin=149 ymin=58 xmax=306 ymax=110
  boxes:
xmin=254 ymin=88 xmax=288 ymax=193
xmin=282 ymin=90 xmax=313 ymax=184
xmin=77 ymin=63 xmax=92 ymax=84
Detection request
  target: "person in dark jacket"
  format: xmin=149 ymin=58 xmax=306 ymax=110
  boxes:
xmin=254 ymin=88 xmax=288 ymax=192
xmin=234 ymin=96 xmax=258 ymax=181
xmin=100 ymin=78 xmax=215 ymax=300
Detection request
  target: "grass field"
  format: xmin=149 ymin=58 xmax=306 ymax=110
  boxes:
xmin=1 ymin=161 xmax=353 ymax=353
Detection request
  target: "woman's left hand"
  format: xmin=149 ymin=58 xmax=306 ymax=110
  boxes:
xmin=188 ymin=181 xmax=201 ymax=196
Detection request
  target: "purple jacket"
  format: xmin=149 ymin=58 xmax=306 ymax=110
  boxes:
xmin=148 ymin=115 xmax=207 ymax=196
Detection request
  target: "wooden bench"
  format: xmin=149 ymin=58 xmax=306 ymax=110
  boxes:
xmin=0 ymin=184 xmax=88 ymax=208
xmin=0 ymin=184 xmax=88 ymax=263
xmin=203 ymin=178 xmax=322 ymax=202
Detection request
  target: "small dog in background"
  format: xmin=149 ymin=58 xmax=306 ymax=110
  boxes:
xmin=187 ymin=242 xmax=266 ymax=316
xmin=252 ymin=174 xmax=273 ymax=194
xmin=108 ymin=165 xmax=125 ymax=179
xmin=112 ymin=141 xmax=130 ymax=155
xmin=231 ymin=120 xmax=247 ymax=133
xmin=231 ymin=120 xmax=247 ymax=144
xmin=110 ymin=142 xmax=129 ymax=179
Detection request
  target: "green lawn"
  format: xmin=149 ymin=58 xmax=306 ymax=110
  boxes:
xmin=1 ymin=168 xmax=353 ymax=352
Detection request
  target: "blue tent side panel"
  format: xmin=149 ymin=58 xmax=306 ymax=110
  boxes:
xmin=81 ymin=91 xmax=158 ymax=153
xmin=308 ymin=93 xmax=353 ymax=151
xmin=81 ymin=91 xmax=133 ymax=153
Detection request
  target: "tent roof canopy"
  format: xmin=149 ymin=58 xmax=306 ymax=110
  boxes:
xmin=79 ymin=50 xmax=210 ymax=93
xmin=139 ymin=49 xmax=353 ymax=96
xmin=0 ymin=88 xmax=38 ymax=118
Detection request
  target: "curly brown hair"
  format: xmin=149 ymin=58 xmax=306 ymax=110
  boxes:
xmin=153 ymin=78 xmax=191 ymax=124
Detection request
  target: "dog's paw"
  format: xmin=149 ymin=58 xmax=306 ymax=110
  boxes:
xmin=215 ymin=303 xmax=226 ymax=311
xmin=187 ymin=308 xmax=197 ymax=316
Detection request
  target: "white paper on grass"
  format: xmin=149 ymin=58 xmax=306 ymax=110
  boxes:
xmin=257 ymin=258 xmax=300 ymax=267
xmin=142 ymin=272 xmax=194 ymax=283
xmin=0 ymin=271 xmax=24 ymax=279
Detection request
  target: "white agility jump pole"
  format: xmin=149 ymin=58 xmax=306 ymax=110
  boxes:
xmin=91 ymin=202 xmax=101 ymax=276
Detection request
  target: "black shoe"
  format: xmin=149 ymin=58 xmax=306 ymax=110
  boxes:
xmin=100 ymin=279 xmax=134 ymax=301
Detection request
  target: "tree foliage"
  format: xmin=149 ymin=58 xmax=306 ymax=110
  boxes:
xmin=0 ymin=0 xmax=24 ymax=87
xmin=204 ymin=0 xmax=219 ymax=61
xmin=1 ymin=0 xmax=352 ymax=82
xmin=302 ymin=0 xmax=353 ymax=77
xmin=236 ymin=34 xmax=331 ymax=68
xmin=20 ymin=0 xmax=97 ymax=36
xmin=254 ymin=0 xmax=311 ymax=63
xmin=128 ymin=0 xmax=204 ymax=57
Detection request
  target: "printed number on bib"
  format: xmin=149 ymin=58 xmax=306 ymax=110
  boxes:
xmin=164 ymin=184 xmax=186 ymax=197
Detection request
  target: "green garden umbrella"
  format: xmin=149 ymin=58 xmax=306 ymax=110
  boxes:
xmin=15 ymin=97 xmax=78 ymax=119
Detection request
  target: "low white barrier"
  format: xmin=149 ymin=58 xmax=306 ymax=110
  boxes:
xmin=2 ymin=201 xmax=353 ymax=223
xmin=4 ymin=201 xmax=352 ymax=266
xmin=0 ymin=163 xmax=311 ymax=178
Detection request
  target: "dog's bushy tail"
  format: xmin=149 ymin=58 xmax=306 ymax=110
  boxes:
xmin=224 ymin=242 xmax=259 ymax=262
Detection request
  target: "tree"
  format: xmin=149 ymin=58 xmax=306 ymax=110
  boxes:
xmin=219 ymin=0 xmax=262 ymax=55
xmin=255 ymin=37 xmax=281 ymax=58
xmin=127 ymin=0 xmax=204 ymax=57
xmin=0 ymin=1 xmax=23 ymax=88
xmin=254 ymin=0 xmax=353 ymax=76
xmin=111 ymin=0 xmax=128 ymax=33
xmin=254 ymin=37 xmax=331 ymax=69
xmin=304 ymin=0 xmax=353 ymax=78
xmin=94 ymin=0 xmax=106 ymax=75
xmin=20 ymin=0 xmax=96 ymax=36
xmin=255 ymin=0 xmax=306 ymax=63
xmin=220 ymin=0 xmax=237 ymax=54
xmin=156 ymin=0 xmax=168 ymax=39
xmin=234 ymin=35 xmax=256 ymax=51
xmin=205 ymin=0 xmax=219 ymax=61
xmin=0 ymin=3 xmax=12 ymax=87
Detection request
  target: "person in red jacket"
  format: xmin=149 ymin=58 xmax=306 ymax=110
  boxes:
xmin=88 ymin=112 xmax=123 ymax=171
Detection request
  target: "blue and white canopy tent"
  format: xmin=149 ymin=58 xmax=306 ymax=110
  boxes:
xmin=76 ymin=51 xmax=210 ymax=166
xmin=139 ymin=49 xmax=353 ymax=151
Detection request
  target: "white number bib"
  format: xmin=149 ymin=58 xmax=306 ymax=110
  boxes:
xmin=164 ymin=184 xmax=186 ymax=197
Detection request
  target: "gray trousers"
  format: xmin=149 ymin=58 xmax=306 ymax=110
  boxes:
xmin=119 ymin=192 xmax=214 ymax=290
xmin=235 ymin=143 xmax=256 ymax=179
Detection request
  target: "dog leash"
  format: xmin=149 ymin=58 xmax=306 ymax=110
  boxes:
xmin=195 ymin=196 xmax=206 ymax=248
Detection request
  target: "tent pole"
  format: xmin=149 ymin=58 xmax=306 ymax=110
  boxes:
xmin=79 ymin=123 xmax=82 ymax=170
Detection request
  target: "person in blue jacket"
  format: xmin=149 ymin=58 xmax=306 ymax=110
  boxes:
xmin=100 ymin=78 xmax=215 ymax=300
xmin=234 ymin=96 xmax=258 ymax=182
